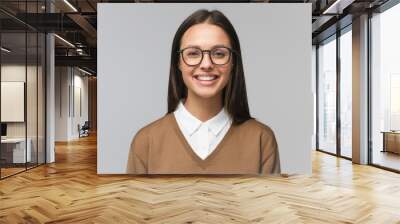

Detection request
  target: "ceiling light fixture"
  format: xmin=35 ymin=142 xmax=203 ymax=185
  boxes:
xmin=78 ymin=67 xmax=93 ymax=76
xmin=323 ymin=0 xmax=341 ymax=14
xmin=54 ymin=34 xmax=75 ymax=48
xmin=76 ymin=48 xmax=84 ymax=55
xmin=322 ymin=0 xmax=354 ymax=14
xmin=63 ymin=0 xmax=78 ymax=12
xmin=1 ymin=47 xmax=11 ymax=53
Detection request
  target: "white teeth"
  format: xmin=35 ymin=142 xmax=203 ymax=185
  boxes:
xmin=195 ymin=75 xmax=217 ymax=81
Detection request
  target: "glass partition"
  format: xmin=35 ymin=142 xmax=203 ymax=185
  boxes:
xmin=371 ymin=3 xmax=400 ymax=171
xmin=1 ymin=31 xmax=28 ymax=177
xmin=317 ymin=35 xmax=337 ymax=155
xmin=38 ymin=32 xmax=45 ymax=165
xmin=27 ymin=31 xmax=38 ymax=170
xmin=339 ymin=28 xmax=352 ymax=158
xmin=0 ymin=1 xmax=46 ymax=179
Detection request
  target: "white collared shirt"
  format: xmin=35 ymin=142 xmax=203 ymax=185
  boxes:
xmin=174 ymin=101 xmax=232 ymax=160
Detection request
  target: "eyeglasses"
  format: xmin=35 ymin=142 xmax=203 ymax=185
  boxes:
xmin=178 ymin=46 xmax=235 ymax=66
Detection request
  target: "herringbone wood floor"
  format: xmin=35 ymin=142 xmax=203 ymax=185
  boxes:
xmin=1 ymin=134 xmax=400 ymax=224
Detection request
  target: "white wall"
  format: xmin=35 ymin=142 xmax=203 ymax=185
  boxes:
xmin=98 ymin=3 xmax=313 ymax=174
xmin=55 ymin=66 xmax=69 ymax=141
xmin=55 ymin=67 xmax=89 ymax=141
xmin=72 ymin=72 xmax=89 ymax=138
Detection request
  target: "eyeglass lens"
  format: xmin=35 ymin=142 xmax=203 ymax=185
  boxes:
xmin=181 ymin=47 xmax=231 ymax=65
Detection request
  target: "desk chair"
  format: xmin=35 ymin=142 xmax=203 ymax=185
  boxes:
xmin=79 ymin=121 xmax=90 ymax=138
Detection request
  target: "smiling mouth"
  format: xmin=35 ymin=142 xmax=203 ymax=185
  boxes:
xmin=193 ymin=75 xmax=219 ymax=81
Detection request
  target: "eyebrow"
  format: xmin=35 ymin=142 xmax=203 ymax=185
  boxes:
xmin=184 ymin=44 xmax=229 ymax=49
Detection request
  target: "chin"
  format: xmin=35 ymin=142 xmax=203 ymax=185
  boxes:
xmin=192 ymin=89 xmax=221 ymax=99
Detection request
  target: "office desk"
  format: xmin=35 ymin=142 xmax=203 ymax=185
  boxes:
xmin=1 ymin=138 xmax=32 ymax=163
xmin=382 ymin=131 xmax=400 ymax=154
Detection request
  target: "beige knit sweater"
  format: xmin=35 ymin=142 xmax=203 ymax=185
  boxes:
xmin=127 ymin=113 xmax=280 ymax=175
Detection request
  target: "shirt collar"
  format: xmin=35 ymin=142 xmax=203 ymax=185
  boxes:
xmin=205 ymin=106 xmax=231 ymax=136
xmin=174 ymin=100 xmax=231 ymax=136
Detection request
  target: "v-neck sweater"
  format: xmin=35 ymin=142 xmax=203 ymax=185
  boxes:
xmin=174 ymin=101 xmax=232 ymax=160
xmin=126 ymin=113 xmax=280 ymax=175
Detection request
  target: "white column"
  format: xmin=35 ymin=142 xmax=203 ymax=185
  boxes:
xmin=352 ymin=14 xmax=369 ymax=164
xmin=46 ymin=1 xmax=56 ymax=163
xmin=55 ymin=67 xmax=73 ymax=141
xmin=46 ymin=33 xmax=55 ymax=163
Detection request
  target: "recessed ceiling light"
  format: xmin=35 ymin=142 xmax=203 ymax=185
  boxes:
xmin=63 ymin=0 xmax=78 ymax=12
xmin=1 ymin=47 xmax=11 ymax=53
xmin=78 ymin=67 xmax=93 ymax=76
xmin=54 ymin=34 xmax=75 ymax=48
xmin=322 ymin=0 xmax=354 ymax=15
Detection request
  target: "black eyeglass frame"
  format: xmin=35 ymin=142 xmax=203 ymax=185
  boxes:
xmin=177 ymin=46 xmax=238 ymax=66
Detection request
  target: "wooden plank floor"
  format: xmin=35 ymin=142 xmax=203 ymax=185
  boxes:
xmin=1 ymin=134 xmax=400 ymax=224
xmin=0 ymin=167 xmax=26 ymax=178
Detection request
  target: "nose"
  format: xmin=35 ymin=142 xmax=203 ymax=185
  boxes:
xmin=199 ymin=52 xmax=213 ymax=70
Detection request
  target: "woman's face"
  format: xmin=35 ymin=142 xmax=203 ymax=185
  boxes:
xmin=179 ymin=23 xmax=233 ymax=100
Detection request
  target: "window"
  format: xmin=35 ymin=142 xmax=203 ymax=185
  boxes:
xmin=318 ymin=36 xmax=337 ymax=154
xmin=371 ymin=2 xmax=400 ymax=171
xmin=339 ymin=28 xmax=352 ymax=158
xmin=0 ymin=1 xmax=47 ymax=179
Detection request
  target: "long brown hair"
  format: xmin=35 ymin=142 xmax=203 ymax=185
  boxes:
xmin=167 ymin=9 xmax=253 ymax=125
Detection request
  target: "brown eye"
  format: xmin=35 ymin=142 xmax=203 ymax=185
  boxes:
xmin=183 ymin=48 xmax=201 ymax=58
xmin=212 ymin=50 xmax=227 ymax=58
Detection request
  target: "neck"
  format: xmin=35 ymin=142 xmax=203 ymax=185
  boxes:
xmin=184 ymin=92 xmax=223 ymax=122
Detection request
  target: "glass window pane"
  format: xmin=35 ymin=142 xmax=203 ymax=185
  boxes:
xmin=38 ymin=32 xmax=46 ymax=165
xmin=340 ymin=29 xmax=352 ymax=158
xmin=26 ymin=0 xmax=39 ymax=169
xmin=312 ymin=46 xmax=317 ymax=150
xmin=0 ymin=1 xmax=46 ymax=179
xmin=27 ymin=31 xmax=38 ymax=169
xmin=1 ymin=31 xmax=27 ymax=178
xmin=371 ymin=3 xmax=400 ymax=171
xmin=318 ymin=37 xmax=337 ymax=154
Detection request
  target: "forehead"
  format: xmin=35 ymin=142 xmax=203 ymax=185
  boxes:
xmin=180 ymin=23 xmax=231 ymax=48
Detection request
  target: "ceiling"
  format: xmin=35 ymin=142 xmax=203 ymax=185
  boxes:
xmin=0 ymin=0 xmax=392 ymax=75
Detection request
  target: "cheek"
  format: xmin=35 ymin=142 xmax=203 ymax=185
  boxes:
xmin=220 ymin=64 xmax=233 ymax=82
xmin=180 ymin=66 xmax=194 ymax=78
xmin=179 ymin=59 xmax=193 ymax=76
xmin=179 ymin=66 xmax=195 ymax=86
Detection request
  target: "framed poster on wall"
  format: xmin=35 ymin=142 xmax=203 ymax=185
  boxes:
xmin=1 ymin=81 xmax=25 ymax=122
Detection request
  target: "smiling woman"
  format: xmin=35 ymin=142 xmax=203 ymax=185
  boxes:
xmin=126 ymin=9 xmax=281 ymax=175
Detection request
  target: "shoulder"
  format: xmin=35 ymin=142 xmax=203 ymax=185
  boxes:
xmin=132 ymin=113 xmax=174 ymax=141
xmin=237 ymin=118 xmax=276 ymax=138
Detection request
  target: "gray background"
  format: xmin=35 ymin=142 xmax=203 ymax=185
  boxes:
xmin=97 ymin=3 xmax=313 ymax=174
